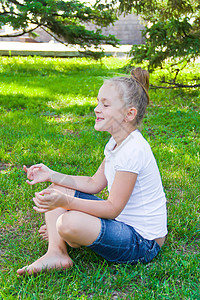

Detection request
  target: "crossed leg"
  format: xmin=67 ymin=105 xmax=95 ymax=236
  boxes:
xmin=17 ymin=184 xmax=101 ymax=275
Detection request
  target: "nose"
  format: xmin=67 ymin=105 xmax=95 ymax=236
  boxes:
xmin=94 ymin=103 xmax=101 ymax=113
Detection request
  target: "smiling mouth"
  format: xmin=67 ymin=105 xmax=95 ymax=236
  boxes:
xmin=96 ymin=117 xmax=104 ymax=122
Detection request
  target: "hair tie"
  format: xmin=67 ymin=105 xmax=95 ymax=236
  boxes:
xmin=131 ymin=74 xmax=150 ymax=104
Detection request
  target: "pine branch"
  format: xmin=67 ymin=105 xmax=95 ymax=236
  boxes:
xmin=0 ymin=25 xmax=41 ymax=37
xmin=8 ymin=0 xmax=24 ymax=6
xmin=41 ymin=26 xmax=104 ymax=59
xmin=41 ymin=26 xmax=68 ymax=46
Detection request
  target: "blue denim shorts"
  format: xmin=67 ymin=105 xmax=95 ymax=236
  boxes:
xmin=74 ymin=191 xmax=161 ymax=264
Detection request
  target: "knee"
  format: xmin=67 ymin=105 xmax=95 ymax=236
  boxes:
xmin=56 ymin=211 xmax=80 ymax=239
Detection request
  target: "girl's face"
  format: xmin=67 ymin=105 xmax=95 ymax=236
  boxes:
xmin=94 ymin=83 xmax=127 ymax=135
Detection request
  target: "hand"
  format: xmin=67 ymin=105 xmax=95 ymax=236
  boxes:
xmin=24 ymin=164 xmax=53 ymax=185
xmin=33 ymin=188 xmax=70 ymax=213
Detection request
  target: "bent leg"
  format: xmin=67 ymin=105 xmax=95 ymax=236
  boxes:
xmin=17 ymin=185 xmax=75 ymax=275
xmin=57 ymin=210 xmax=101 ymax=248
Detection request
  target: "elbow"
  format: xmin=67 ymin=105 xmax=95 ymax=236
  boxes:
xmin=105 ymin=201 xmax=121 ymax=219
xmin=110 ymin=210 xmax=121 ymax=219
xmin=92 ymin=186 xmax=103 ymax=194
xmin=85 ymin=177 xmax=102 ymax=194
xmin=108 ymin=211 xmax=120 ymax=219
xmin=90 ymin=186 xmax=104 ymax=194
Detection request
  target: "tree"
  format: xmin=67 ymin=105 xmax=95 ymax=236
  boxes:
xmin=0 ymin=0 xmax=118 ymax=58
xmin=114 ymin=0 xmax=200 ymax=87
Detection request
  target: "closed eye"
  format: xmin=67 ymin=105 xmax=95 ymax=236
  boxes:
xmin=96 ymin=98 xmax=110 ymax=107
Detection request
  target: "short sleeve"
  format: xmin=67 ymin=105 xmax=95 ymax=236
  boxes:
xmin=114 ymin=147 xmax=144 ymax=174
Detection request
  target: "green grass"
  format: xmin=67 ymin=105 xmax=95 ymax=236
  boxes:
xmin=0 ymin=56 xmax=199 ymax=299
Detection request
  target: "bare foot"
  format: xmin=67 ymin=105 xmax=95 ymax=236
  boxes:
xmin=38 ymin=224 xmax=48 ymax=241
xmin=17 ymin=251 xmax=73 ymax=276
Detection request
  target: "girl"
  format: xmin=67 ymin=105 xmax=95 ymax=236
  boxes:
xmin=17 ymin=68 xmax=167 ymax=275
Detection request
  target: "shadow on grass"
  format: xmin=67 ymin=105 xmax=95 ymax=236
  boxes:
xmin=0 ymin=57 xmax=119 ymax=77
xmin=0 ymin=95 xmax=198 ymax=173
xmin=0 ymin=93 xmax=96 ymax=113
xmin=0 ymin=93 xmax=50 ymax=110
xmin=0 ymin=100 xmax=109 ymax=175
xmin=1 ymin=80 xmax=199 ymax=115
xmin=0 ymin=74 xmax=102 ymax=112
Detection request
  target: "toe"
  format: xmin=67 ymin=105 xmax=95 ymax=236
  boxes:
xmin=17 ymin=266 xmax=28 ymax=275
xmin=38 ymin=225 xmax=46 ymax=232
xmin=40 ymin=225 xmax=47 ymax=230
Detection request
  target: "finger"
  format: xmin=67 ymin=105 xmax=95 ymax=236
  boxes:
xmin=33 ymin=197 xmax=49 ymax=209
xmin=34 ymin=200 xmax=50 ymax=211
xmin=29 ymin=164 xmax=44 ymax=170
xmin=26 ymin=180 xmax=36 ymax=185
xmin=33 ymin=197 xmax=48 ymax=208
xmin=23 ymin=165 xmax=28 ymax=173
xmin=26 ymin=169 xmax=34 ymax=180
xmin=38 ymin=225 xmax=46 ymax=231
xmin=33 ymin=206 xmax=49 ymax=213
xmin=35 ymin=192 xmax=46 ymax=200
xmin=38 ymin=192 xmax=50 ymax=198
xmin=37 ymin=191 xmax=61 ymax=204
xmin=38 ymin=189 xmax=52 ymax=195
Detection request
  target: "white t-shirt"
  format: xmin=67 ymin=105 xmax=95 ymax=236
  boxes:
xmin=104 ymin=129 xmax=167 ymax=240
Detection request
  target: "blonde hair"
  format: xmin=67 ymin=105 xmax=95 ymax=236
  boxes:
xmin=105 ymin=67 xmax=150 ymax=125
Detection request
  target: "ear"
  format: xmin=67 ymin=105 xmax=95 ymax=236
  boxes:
xmin=125 ymin=107 xmax=137 ymax=122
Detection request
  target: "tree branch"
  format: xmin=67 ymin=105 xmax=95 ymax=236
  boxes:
xmin=41 ymin=26 xmax=68 ymax=46
xmin=0 ymin=25 xmax=41 ymax=37
xmin=41 ymin=26 xmax=103 ymax=59
xmin=150 ymin=83 xmax=200 ymax=89
xmin=8 ymin=0 xmax=25 ymax=6
xmin=0 ymin=11 xmax=25 ymax=16
xmin=173 ymin=69 xmax=180 ymax=84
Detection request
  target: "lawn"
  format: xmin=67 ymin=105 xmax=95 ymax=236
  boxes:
xmin=0 ymin=56 xmax=199 ymax=299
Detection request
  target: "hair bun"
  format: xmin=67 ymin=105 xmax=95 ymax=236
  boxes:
xmin=131 ymin=67 xmax=150 ymax=103
xmin=131 ymin=67 xmax=149 ymax=91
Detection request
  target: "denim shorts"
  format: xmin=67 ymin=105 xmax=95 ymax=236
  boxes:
xmin=74 ymin=190 xmax=161 ymax=264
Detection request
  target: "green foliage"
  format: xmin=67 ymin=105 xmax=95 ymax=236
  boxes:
xmin=131 ymin=17 xmax=200 ymax=71
xmin=0 ymin=57 xmax=199 ymax=298
xmin=0 ymin=0 xmax=119 ymax=59
xmin=115 ymin=0 xmax=200 ymax=72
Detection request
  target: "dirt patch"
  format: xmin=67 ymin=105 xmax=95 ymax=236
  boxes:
xmin=63 ymin=129 xmax=80 ymax=137
xmin=0 ymin=163 xmax=11 ymax=171
xmin=0 ymin=163 xmax=22 ymax=173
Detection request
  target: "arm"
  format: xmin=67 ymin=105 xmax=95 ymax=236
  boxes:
xmin=34 ymin=171 xmax=137 ymax=219
xmin=50 ymin=159 xmax=107 ymax=194
xmin=24 ymin=159 xmax=107 ymax=194
xmin=69 ymin=171 xmax=137 ymax=219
